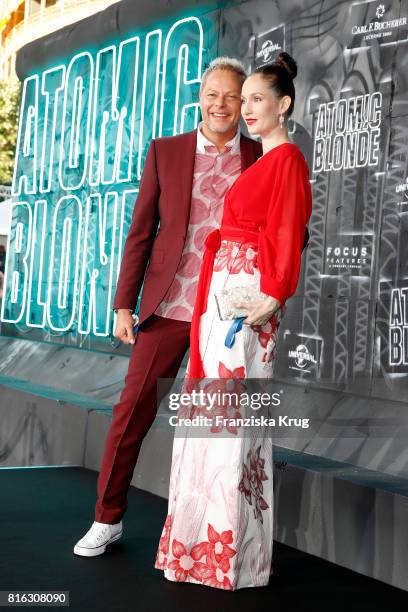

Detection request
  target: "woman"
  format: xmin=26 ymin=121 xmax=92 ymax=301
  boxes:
xmin=155 ymin=52 xmax=312 ymax=590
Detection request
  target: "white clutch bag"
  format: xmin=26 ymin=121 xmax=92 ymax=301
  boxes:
xmin=214 ymin=285 xmax=269 ymax=320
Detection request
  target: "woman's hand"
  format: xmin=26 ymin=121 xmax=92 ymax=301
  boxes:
xmin=233 ymin=296 xmax=281 ymax=326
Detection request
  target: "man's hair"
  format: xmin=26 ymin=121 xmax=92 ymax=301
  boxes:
xmin=200 ymin=57 xmax=247 ymax=93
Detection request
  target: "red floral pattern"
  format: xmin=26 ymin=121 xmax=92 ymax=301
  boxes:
xmin=167 ymin=539 xmax=211 ymax=583
xmin=250 ymin=314 xmax=281 ymax=364
xmin=175 ymin=362 xmax=247 ymax=433
xmin=238 ymin=446 xmax=270 ymax=523
xmin=214 ymin=241 xmax=257 ymax=275
xmin=155 ymin=514 xmax=172 ymax=569
xmin=158 ymin=520 xmax=237 ymax=590
xmin=202 ymin=361 xmax=247 ymax=435
xmin=155 ymin=130 xmax=241 ymax=321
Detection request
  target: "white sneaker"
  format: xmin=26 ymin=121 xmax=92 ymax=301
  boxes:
xmin=73 ymin=521 xmax=123 ymax=557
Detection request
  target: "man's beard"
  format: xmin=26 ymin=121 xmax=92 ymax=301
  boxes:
xmin=203 ymin=117 xmax=236 ymax=134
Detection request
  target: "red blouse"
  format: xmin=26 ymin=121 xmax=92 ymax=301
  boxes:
xmin=188 ymin=142 xmax=313 ymax=378
xmin=221 ymin=141 xmax=312 ymax=303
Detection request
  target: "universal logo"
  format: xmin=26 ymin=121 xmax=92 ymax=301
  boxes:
xmin=289 ymin=344 xmax=317 ymax=369
xmin=281 ymin=333 xmax=322 ymax=378
xmin=256 ymin=40 xmax=281 ymax=63
xmin=252 ymin=25 xmax=285 ymax=68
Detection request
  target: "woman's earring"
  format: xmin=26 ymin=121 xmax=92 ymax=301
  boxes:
xmin=279 ymin=114 xmax=284 ymax=129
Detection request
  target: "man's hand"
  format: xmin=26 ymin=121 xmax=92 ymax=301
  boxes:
xmin=233 ymin=296 xmax=281 ymax=326
xmin=114 ymin=309 xmax=137 ymax=344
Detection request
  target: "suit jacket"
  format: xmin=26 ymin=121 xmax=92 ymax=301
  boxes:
xmin=113 ymin=129 xmax=309 ymax=326
xmin=113 ymin=129 xmax=261 ymax=325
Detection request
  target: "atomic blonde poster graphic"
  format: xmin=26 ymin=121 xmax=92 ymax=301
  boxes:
xmin=379 ymin=281 xmax=408 ymax=374
xmin=312 ymin=92 xmax=382 ymax=173
xmin=389 ymin=287 xmax=408 ymax=367
xmin=0 ymin=14 xmax=215 ymax=348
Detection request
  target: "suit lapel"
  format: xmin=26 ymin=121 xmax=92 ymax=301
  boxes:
xmin=179 ymin=129 xmax=197 ymax=235
xmin=240 ymin=135 xmax=262 ymax=172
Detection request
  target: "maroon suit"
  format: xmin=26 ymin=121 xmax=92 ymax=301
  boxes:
xmin=95 ymin=129 xmax=263 ymax=523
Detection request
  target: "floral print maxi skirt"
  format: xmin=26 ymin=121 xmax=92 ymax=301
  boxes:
xmin=154 ymin=239 xmax=285 ymax=590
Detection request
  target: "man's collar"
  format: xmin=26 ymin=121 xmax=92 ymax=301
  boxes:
xmin=196 ymin=121 xmax=241 ymax=154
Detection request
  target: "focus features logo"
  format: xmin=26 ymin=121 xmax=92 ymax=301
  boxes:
xmin=257 ymin=39 xmax=281 ymax=63
xmin=323 ymin=236 xmax=373 ymax=276
xmin=289 ymin=344 xmax=318 ymax=369
xmin=376 ymin=4 xmax=385 ymax=19
xmin=327 ymin=246 xmax=368 ymax=257
xmin=326 ymin=245 xmax=368 ymax=265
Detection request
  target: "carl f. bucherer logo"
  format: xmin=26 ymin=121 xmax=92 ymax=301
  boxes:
xmin=376 ymin=4 xmax=385 ymax=19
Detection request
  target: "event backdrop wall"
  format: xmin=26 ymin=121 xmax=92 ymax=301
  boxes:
xmin=1 ymin=0 xmax=408 ymax=478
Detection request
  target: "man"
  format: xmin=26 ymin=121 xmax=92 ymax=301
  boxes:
xmin=73 ymin=57 xmax=306 ymax=557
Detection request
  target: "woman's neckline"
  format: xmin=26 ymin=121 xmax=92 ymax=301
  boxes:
xmin=261 ymin=141 xmax=294 ymax=157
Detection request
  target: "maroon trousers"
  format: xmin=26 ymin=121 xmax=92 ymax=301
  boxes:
xmin=95 ymin=314 xmax=190 ymax=524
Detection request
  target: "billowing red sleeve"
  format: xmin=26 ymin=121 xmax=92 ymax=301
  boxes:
xmin=257 ymin=152 xmax=312 ymax=304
